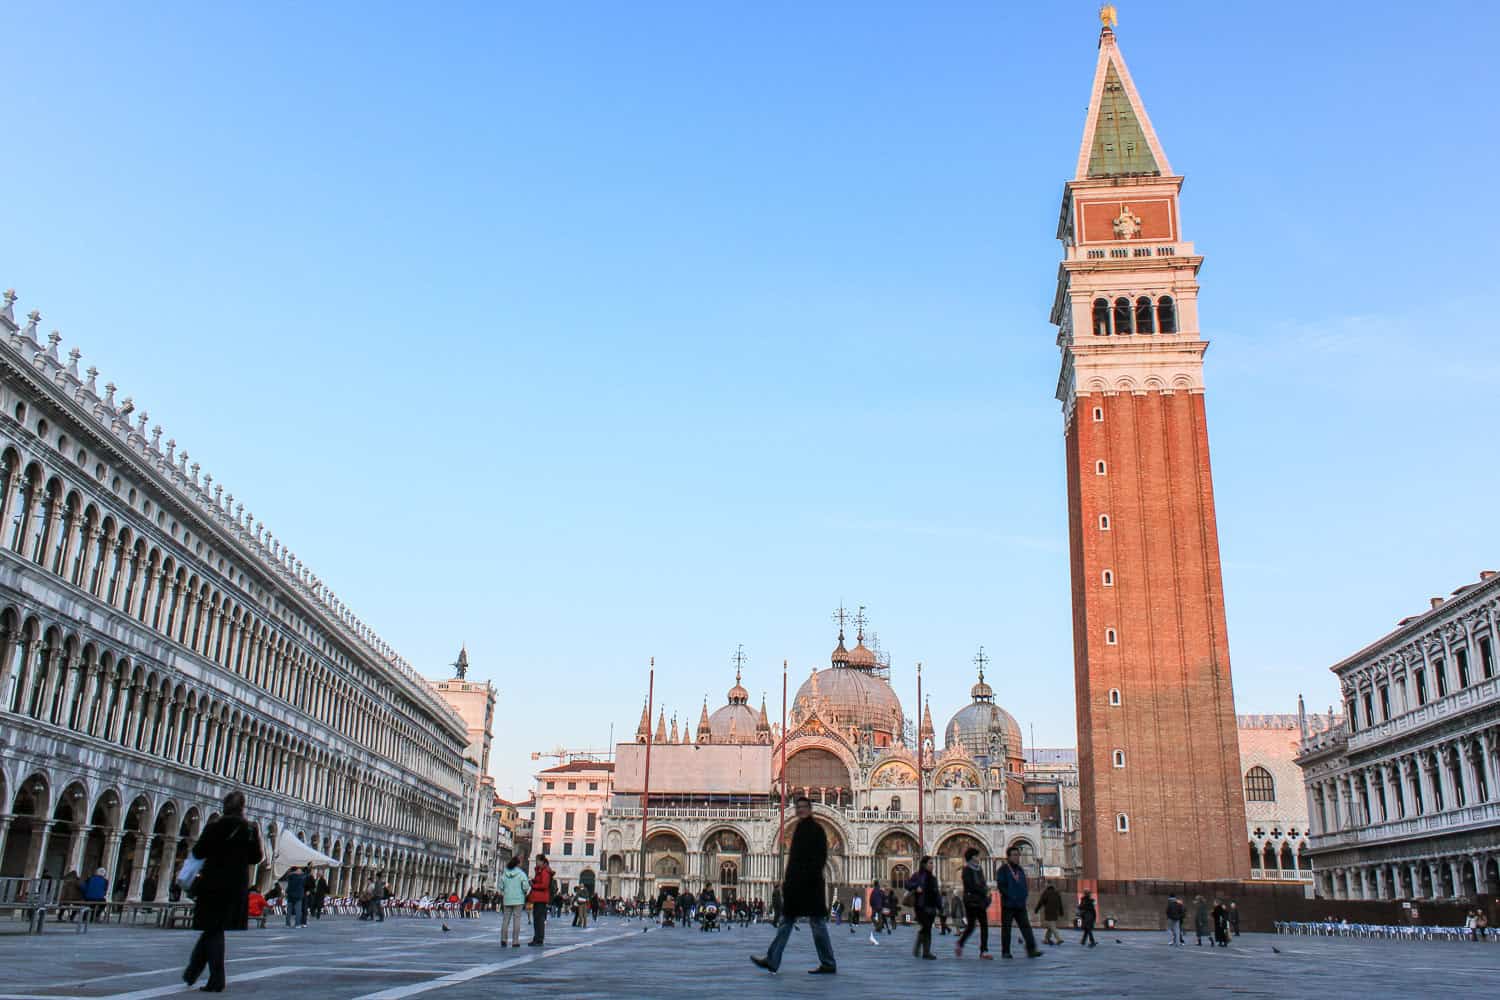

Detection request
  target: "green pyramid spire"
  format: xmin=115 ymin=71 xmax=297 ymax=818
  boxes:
xmin=1086 ymin=62 xmax=1160 ymax=178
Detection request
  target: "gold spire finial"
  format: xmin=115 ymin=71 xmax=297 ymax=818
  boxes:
xmin=1100 ymin=4 xmax=1118 ymax=29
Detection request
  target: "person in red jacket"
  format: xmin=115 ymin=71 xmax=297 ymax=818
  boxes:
xmin=526 ymin=856 xmax=553 ymax=946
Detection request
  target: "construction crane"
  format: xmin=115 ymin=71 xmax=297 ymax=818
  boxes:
xmin=529 ymin=745 xmax=613 ymax=766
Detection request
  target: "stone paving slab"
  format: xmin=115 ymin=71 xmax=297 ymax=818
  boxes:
xmin=2 ymin=915 xmax=1498 ymax=999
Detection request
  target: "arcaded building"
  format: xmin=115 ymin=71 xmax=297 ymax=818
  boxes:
xmin=0 ymin=289 xmax=472 ymax=899
xmin=1051 ymin=20 xmax=1248 ymax=882
xmin=1297 ymin=571 xmax=1500 ymax=901
xmin=597 ymin=620 xmax=1068 ymax=904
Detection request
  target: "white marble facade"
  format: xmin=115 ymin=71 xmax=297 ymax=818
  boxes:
xmin=1297 ymin=571 xmax=1500 ymax=901
xmin=0 ymin=288 xmax=473 ymax=901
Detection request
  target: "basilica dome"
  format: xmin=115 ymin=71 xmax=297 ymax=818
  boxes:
xmin=703 ymin=660 xmax=770 ymax=745
xmin=793 ymin=631 xmax=903 ymax=745
xmin=944 ymin=665 xmax=1023 ymax=762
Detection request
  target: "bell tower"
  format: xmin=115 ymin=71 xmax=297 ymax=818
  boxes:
xmin=1052 ymin=17 xmax=1249 ymax=882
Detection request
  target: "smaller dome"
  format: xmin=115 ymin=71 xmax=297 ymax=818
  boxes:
xmin=726 ymin=681 xmax=750 ymax=705
xmin=845 ymin=637 xmax=878 ymax=669
xmin=708 ymin=702 xmax=760 ymax=742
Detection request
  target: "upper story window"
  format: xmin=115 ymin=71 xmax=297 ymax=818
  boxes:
xmin=1245 ymin=766 xmax=1275 ymax=802
xmin=1102 ymin=569 xmax=1114 ymax=587
xmin=1098 ymin=514 xmax=1111 ymax=530
xmin=1414 ymin=668 xmax=1428 ymax=705
xmin=1481 ymin=636 xmax=1495 ymax=679
xmin=1434 ymin=658 xmax=1448 ymax=697
xmin=588 ymin=781 xmax=599 ymax=791
xmin=1157 ymin=296 xmax=1177 ymax=333
xmin=1112 ymin=749 xmax=1126 ymax=768
xmin=1108 ymin=688 xmax=1121 ymax=706
xmin=1134 ymin=296 xmax=1155 ymax=334
xmin=545 ymin=781 xmax=555 ymax=790
xmin=1092 ymin=406 xmax=1104 ymax=422
xmin=1116 ymin=813 xmax=1129 ymax=833
xmin=1113 ymin=297 xmax=1133 ymax=334
xmin=1456 ymin=649 xmax=1471 ymax=687
xmin=1092 ymin=298 xmax=1110 ymax=336
xmin=567 ymin=781 xmax=577 ymax=790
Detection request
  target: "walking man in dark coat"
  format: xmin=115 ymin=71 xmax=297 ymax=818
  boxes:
xmin=995 ymin=845 xmax=1042 ymax=959
xmin=751 ymin=797 xmax=836 ymax=975
xmin=182 ymin=791 xmax=263 ymax=993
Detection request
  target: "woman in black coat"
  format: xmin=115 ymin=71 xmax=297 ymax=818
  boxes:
xmin=905 ymin=856 xmax=940 ymax=960
xmin=183 ymin=791 xmax=263 ymax=992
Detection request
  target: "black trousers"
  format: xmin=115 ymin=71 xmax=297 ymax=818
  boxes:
xmin=531 ymin=901 xmax=547 ymax=943
xmin=958 ymin=903 xmax=988 ymax=952
xmin=1080 ymin=920 xmax=1096 ymax=945
xmin=185 ymin=929 xmax=226 ymax=989
xmin=914 ymin=912 xmax=935 ymax=956
xmin=1001 ymin=904 xmax=1038 ymax=956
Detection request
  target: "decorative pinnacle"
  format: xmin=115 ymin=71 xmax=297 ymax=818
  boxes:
xmin=732 ymin=643 xmax=747 ymax=683
xmin=973 ymin=646 xmax=990 ymax=683
xmin=831 ymin=603 xmax=848 ymax=637
xmin=3 ymin=290 xmax=14 ymax=305
xmin=1100 ymin=3 xmax=1118 ymax=29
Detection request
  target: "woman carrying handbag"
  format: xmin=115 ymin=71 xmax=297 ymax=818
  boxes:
xmin=182 ymin=791 xmax=263 ymax=992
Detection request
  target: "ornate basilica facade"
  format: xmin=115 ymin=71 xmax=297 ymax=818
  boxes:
xmin=597 ymin=622 xmax=1070 ymax=904
xmin=0 ymin=289 xmax=475 ymax=900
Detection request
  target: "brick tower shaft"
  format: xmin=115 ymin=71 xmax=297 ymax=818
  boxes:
xmin=1053 ymin=22 xmax=1249 ymax=882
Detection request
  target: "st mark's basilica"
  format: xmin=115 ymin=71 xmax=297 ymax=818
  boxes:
xmin=598 ymin=617 xmax=1073 ymax=905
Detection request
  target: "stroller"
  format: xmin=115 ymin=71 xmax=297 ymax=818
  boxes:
xmin=698 ymin=901 xmax=720 ymax=932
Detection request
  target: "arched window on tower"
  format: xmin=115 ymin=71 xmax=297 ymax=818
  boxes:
xmin=1135 ymin=296 xmax=1155 ymax=334
xmin=1114 ymin=297 xmax=1133 ymax=334
xmin=1092 ymin=298 xmax=1110 ymax=336
xmin=1244 ymin=765 xmax=1276 ymax=802
xmin=1157 ymin=296 xmax=1177 ymax=333
xmin=1116 ymin=813 xmax=1129 ymax=833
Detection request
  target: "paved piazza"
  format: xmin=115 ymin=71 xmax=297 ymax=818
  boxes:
xmin=2 ymin=917 xmax=1497 ymax=999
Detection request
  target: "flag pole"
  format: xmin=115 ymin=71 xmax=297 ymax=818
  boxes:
xmin=640 ymin=658 xmax=654 ymax=904
xmin=778 ymin=658 xmax=788 ymax=880
xmin=916 ymin=662 xmax=924 ymax=854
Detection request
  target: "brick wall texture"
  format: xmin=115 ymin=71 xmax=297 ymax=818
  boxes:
xmin=1067 ymin=389 xmax=1250 ymax=881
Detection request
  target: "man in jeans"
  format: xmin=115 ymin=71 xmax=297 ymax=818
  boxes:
xmin=995 ymin=846 xmax=1042 ymax=959
xmin=751 ymin=797 xmax=836 ymax=975
xmin=281 ymin=867 xmax=307 ymax=928
xmin=527 ymin=855 xmax=554 ymax=946
xmin=1165 ymin=894 xmax=1186 ymax=946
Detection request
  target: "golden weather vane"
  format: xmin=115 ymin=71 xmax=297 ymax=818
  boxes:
xmin=1100 ymin=4 xmax=1119 ymax=29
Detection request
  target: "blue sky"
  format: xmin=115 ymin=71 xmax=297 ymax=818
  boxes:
xmin=4 ymin=2 xmax=1497 ymax=798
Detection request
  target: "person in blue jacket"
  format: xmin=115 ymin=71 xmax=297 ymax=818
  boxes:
xmin=995 ymin=845 xmax=1043 ymax=959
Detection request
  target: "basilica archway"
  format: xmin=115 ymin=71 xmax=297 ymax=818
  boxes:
xmin=784 ymin=748 xmax=853 ymax=806
xmin=873 ymin=830 xmax=919 ymax=887
xmin=644 ymin=831 xmax=687 ymax=893
xmin=935 ymin=832 xmax=987 ymax=887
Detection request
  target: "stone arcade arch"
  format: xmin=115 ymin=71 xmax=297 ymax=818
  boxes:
xmin=872 ymin=829 xmax=920 ymax=887
xmin=935 ymin=831 xmax=988 ymax=887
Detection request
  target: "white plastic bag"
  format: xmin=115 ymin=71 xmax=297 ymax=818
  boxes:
xmin=177 ymin=855 xmax=204 ymax=887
